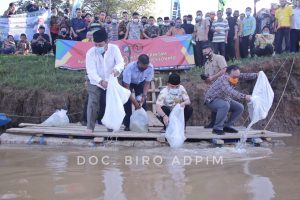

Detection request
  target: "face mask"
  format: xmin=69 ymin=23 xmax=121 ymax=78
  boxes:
xmin=169 ymin=88 xmax=179 ymax=95
xmin=170 ymin=22 xmax=175 ymax=26
xmin=133 ymin=19 xmax=139 ymax=23
xmin=61 ymin=31 xmax=67 ymax=35
xmin=112 ymin=19 xmax=118 ymax=24
xmin=204 ymin=51 xmax=212 ymax=61
xmin=106 ymin=21 xmax=111 ymax=24
xmin=262 ymin=32 xmax=269 ymax=35
xmin=246 ymin=11 xmax=251 ymax=16
xmin=164 ymin=22 xmax=170 ymax=26
xmin=95 ymin=47 xmax=105 ymax=54
xmin=229 ymin=77 xmax=239 ymax=85
xmin=158 ymin=21 xmax=163 ymax=25
xmin=196 ymin=16 xmax=202 ymax=20
xmin=187 ymin=20 xmax=192 ymax=24
xmin=175 ymin=23 xmax=181 ymax=28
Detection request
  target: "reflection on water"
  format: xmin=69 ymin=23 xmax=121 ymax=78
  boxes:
xmin=46 ymin=154 xmax=68 ymax=174
xmin=244 ymin=161 xmax=275 ymax=200
xmin=0 ymin=136 xmax=300 ymax=200
xmin=103 ymin=168 xmax=127 ymax=200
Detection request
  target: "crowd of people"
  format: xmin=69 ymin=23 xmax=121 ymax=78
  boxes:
xmin=1 ymin=0 xmax=300 ymax=62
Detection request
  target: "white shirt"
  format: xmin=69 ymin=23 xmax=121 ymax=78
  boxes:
xmin=291 ymin=7 xmax=300 ymax=30
xmin=86 ymin=44 xmax=125 ymax=89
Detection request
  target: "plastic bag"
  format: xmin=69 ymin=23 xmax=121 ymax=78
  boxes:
xmin=130 ymin=108 xmax=149 ymax=133
xmin=41 ymin=109 xmax=69 ymax=127
xmin=102 ymin=75 xmax=131 ymax=132
xmin=165 ymin=104 xmax=186 ymax=148
xmin=247 ymin=71 xmax=274 ymax=128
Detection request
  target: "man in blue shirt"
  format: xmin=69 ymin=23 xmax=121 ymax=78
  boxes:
xmin=122 ymin=54 xmax=154 ymax=131
xmin=70 ymin=8 xmax=87 ymax=41
xmin=241 ymin=7 xmax=256 ymax=58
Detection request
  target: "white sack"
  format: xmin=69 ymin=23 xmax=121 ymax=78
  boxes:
xmin=247 ymin=71 xmax=274 ymax=128
xmin=165 ymin=104 xmax=186 ymax=148
xmin=102 ymin=75 xmax=131 ymax=132
xmin=42 ymin=109 xmax=69 ymax=127
xmin=130 ymin=108 xmax=149 ymax=133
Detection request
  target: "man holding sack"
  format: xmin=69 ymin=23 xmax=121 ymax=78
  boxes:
xmin=85 ymin=28 xmax=125 ymax=134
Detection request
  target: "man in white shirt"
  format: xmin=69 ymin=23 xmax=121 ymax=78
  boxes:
xmin=85 ymin=28 xmax=125 ymax=133
xmin=291 ymin=0 xmax=300 ymax=52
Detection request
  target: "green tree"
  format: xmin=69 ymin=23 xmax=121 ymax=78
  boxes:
xmin=82 ymin=0 xmax=155 ymax=16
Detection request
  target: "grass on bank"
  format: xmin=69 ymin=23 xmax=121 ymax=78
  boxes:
xmin=0 ymin=53 xmax=299 ymax=93
xmin=0 ymin=55 xmax=85 ymax=93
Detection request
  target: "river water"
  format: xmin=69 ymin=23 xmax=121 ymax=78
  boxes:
xmin=0 ymin=135 xmax=299 ymax=200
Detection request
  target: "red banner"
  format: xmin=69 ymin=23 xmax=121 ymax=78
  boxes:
xmin=55 ymin=34 xmax=195 ymax=70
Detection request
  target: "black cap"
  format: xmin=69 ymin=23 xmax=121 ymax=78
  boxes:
xmin=93 ymin=27 xmax=108 ymax=43
xmin=164 ymin=17 xmax=170 ymax=20
xmin=39 ymin=25 xmax=45 ymax=29
xmin=168 ymin=73 xmax=181 ymax=85
xmin=202 ymin=42 xmax=212 ymax=49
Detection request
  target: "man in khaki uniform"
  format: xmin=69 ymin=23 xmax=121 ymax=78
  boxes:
xmin=201 ymin=43 xmax=227 ymax=128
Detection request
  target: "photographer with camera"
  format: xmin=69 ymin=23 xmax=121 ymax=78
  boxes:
xmin=201 ymin=43 xmax=227 ymax=128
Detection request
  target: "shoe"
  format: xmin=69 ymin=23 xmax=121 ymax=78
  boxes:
xmin=80 ymin=121 xmax=87 ymax=126
xmin=204 ymin=123 xmax=214 ymax=129
xmin=212 ymin=129 xmax=225 ymax=135
xmin=160 ymin=128 xmax=166 ymax=133
xmin=107 ymin=128 xmax=113 ymax=132
xmin=223 ymin=127 xmax=238 ymax=133
xmin=124 ymin=127 xmax=130 ymax=131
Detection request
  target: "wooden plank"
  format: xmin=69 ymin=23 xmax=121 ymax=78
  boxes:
xmin=212 ymin=139 xmax=224 ymax=145
xmin=150 ymin=80 xmax=157 ymax=112
xmin=19 ymin=111 xmax=164 ymax=128
xmin=94 ymin=137 xmax=104 ymax=143
xmin=17 ymin=123 xmax=292 ymax=138
xmin=14 ymin=125 xmax=277 ymax=136
xmin=6 ymin=126 xmax=292 ymax=140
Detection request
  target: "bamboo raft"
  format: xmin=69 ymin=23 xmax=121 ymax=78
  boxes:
xmin=0 ymin=112 xmax=292 ymax=146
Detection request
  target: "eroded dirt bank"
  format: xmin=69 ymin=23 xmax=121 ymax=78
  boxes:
xmin=1 ymin=56 xmax=299 ymax=133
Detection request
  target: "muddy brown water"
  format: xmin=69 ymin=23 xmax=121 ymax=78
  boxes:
xmin=0 ymin=134 xmax=299 ymax=200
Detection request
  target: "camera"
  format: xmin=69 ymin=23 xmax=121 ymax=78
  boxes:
xmin=200 ymin=74 xmax=208 ymax=80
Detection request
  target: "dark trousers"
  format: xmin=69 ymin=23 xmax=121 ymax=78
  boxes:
xmin=81 ymin=90 xmax=106 ymax=124
xmin=195 ymin=41 xmax=206 ymax=67
xmin=51 ymin=32 xmax=58 ymax=55
xmin=254 ymin=44 xmax=274 ymax=57
xmin=97 ymin=90 xmax=107 ymax=123
xmin=241 ymin=35 xmax=255 ymax=58
xmin=226 ymin=38 xmax=236 ymax=61
xmin=275 ymin=27 xmax=290 ymax=54
xmin=158 ymin=105 xmax=193 ymax=130
xmin=0 ymin=47 xmax=15 ymax=54
xmin=290 ymin=29 xmax=300 ymax=53
xmin=206 ymin=99 xmax=244 ymax=131
xmin=213 ymin=42 xmax=226 ymax=57
xmin=31 ymin=43 xmax=52 ymax=55
xmin=50 ymin=32 xmax=58 ymax=47
xmin=123 ymin=82 xmax=147 ymax=128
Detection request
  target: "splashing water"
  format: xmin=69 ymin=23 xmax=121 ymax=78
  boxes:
xmin=235 ymin=126 xmax=251 ymax=151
